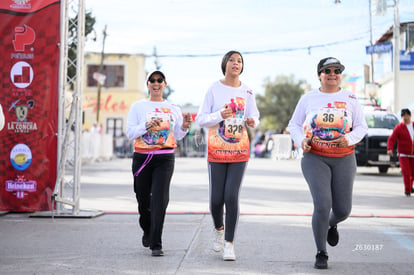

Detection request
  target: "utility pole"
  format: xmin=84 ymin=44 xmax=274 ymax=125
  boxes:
xmin=369 ymin=0 xmax=375 ymax=83
xmin=96 ymin=25 xmax=107 ymax=123
xmin=393 ymin=0 xmax=400 ymax=112
xmin=335 ymin=1 xmax=375 ymax=83
xmin=371 ymin=0 xmax=400 ymax=112
xmin=153 ymin=45 xmax=161 ymax=70
xmin=151 ymin=46 xmax=173 ymax=99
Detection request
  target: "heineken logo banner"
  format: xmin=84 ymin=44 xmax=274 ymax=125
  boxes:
xmin=0 ymin=0 xmax=60 ymax=211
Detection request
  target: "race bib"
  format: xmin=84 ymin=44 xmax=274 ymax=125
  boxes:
xmin=224 ymin=117 xmax=244 ymax=139
xmin=147 ymin=112 xmax=170 ymax=132
xmin=315 ymin=107 xmax=345 ymax=131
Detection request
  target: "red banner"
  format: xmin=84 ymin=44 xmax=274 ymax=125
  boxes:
xmin=0 ymin=0 xmax=60 ymax=211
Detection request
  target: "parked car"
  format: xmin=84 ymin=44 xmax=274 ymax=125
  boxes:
xmin=355 ymin=109 xmax=400 ymax=173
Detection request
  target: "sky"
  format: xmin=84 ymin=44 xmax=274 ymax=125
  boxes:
xmin=84 ymin=0 xmax=414 ymax=106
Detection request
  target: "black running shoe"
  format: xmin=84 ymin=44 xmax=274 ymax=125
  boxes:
xmin=314 ymin=250 xmax=328 ymax=269
xmin=151 ymin=249 xmax=164 ymax=256
xmin=327 ymin=225 xmax=339 ymax=247
xmin=142 ymin=233 xmax=150 ymax=248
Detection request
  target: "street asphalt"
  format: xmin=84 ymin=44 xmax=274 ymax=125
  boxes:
xmin=1 ymin=156 xmax=413 ymax=275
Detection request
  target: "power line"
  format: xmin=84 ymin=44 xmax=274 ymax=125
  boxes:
xmin=150 ymin=35 xmax=368 ymax=58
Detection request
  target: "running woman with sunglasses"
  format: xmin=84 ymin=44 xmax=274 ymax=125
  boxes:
xmin=126 ymin=70 xmax=192 ymax=257
xmin=288 ymin=57 xmax=367 ymax=269
xmin=196 ymin=50 xmax=260 ymax=261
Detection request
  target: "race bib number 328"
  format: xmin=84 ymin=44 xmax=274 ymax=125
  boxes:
xmin=224 ymin=118 xmax=243 ymax=139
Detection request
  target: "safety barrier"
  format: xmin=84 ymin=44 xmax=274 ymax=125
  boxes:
xmin=65 ymin=132 xmax=114 ymax=167
xmin=270 ymin=134 xmax=293 ymax=160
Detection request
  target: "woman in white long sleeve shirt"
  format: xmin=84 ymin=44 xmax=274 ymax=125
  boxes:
xmin=288 ymin=57 xmax=368 ymax=270
xmin=126 ymin=71 xmax=192 ymax=257
xmin=196 ymin=50 xmax=260 ymax=261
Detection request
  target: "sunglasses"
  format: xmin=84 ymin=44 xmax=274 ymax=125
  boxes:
xmin=323 ymin=68 xmax=342 ymax=75
xmin=149 ymin=78 xmax=164 ymax=84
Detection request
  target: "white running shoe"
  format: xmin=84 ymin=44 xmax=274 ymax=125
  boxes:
xmin=213 ymin=228 xmax=224 ymax=252
xmin=223 ymin=241 xmax=236 ymax=261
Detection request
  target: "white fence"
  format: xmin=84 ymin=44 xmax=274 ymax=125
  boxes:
xmin=270 ymin=134 xmax=293 ymax=160
xmin=82 ymin=132 xmax=113 ymax=161
xmin=66 ymin=132 xmax=113 ymax=166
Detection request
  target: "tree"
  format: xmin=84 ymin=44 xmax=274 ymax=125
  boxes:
xmin=67 ymin=11 xmax=96 ymax=89
xmin=256 ymin=75 xmax=307 ymax=132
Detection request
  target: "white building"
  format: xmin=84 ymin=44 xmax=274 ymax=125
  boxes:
xmin=371 ymin=21 xmax=414 ymax=113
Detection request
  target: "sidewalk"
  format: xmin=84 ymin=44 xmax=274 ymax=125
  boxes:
xmin=0 ymin=157 xmax=413 ymax=274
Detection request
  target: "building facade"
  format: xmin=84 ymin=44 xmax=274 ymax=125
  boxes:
xmin=82 ymin=52 xmax=147 ymax=136
xmin=371 ymin=22 xmax=414 ymax=112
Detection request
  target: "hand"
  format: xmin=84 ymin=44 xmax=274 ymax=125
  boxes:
xmin=387 ymin=150 xmax=393 ymax=157
xmin=302 ymin=138 xmax=312 ymax=153
xmin=337 ymin=136 xmax=349 ymax=148
xmin=220 ymin=104 xmax=232 ymax=119
xmin=145 ymin=117 xmax=162 ymax=131
xmin=245 ymin=117 xmax=255 ymax=128
xmin=182 ymin=113 xmax=193 ymax=130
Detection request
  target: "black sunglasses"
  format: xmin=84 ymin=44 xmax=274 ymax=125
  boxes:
xmin=323 ymin=68 xmax=341 ymax=75
xmin=149 ymin=78 xmax=164 ymax=84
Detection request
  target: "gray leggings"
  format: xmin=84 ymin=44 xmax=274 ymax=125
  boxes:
xmin=208 ymin=162 xmax=247 ymax=242
xmin=301 ymin=152 xmax=356 ymax=252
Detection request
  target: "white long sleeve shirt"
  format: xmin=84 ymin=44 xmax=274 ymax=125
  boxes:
xmin=196 ymin=80 xmax=260 ymax=162
xmin=288 ymin=88 xmax=368 ymax=157
xmin=126 ymin=99 xmax=188 ymax=153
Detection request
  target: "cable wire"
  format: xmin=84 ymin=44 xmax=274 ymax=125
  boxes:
xmin=149 ymin=35 xmax=368 ymax=58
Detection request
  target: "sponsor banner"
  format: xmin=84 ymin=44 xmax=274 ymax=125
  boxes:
xmin=0 ymin=0 xmax=57 ymax=13
xmin=0 ymin=0 xmax=60 ymax=211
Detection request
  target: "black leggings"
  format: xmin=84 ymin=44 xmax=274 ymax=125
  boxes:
xmin=132 ymin=152 xmax=175 ymax=250
xmin=208 ymin=161 xmax=247 ymax=242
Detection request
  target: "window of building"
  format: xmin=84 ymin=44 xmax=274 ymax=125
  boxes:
xmin=87 ymin=65 xmax=125 ymax=87
xmin=406 ymin=24 xmax=414 ymax=51
xmin=106 ymin=118 xmax=123 ymax=137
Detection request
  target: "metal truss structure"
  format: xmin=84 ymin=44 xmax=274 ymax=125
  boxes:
xmin=35 ymin=0 xmax=102 ymax=218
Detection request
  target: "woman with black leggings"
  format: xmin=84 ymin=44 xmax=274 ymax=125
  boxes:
xmin=126 ymin=70 xmax=192 ymax=256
